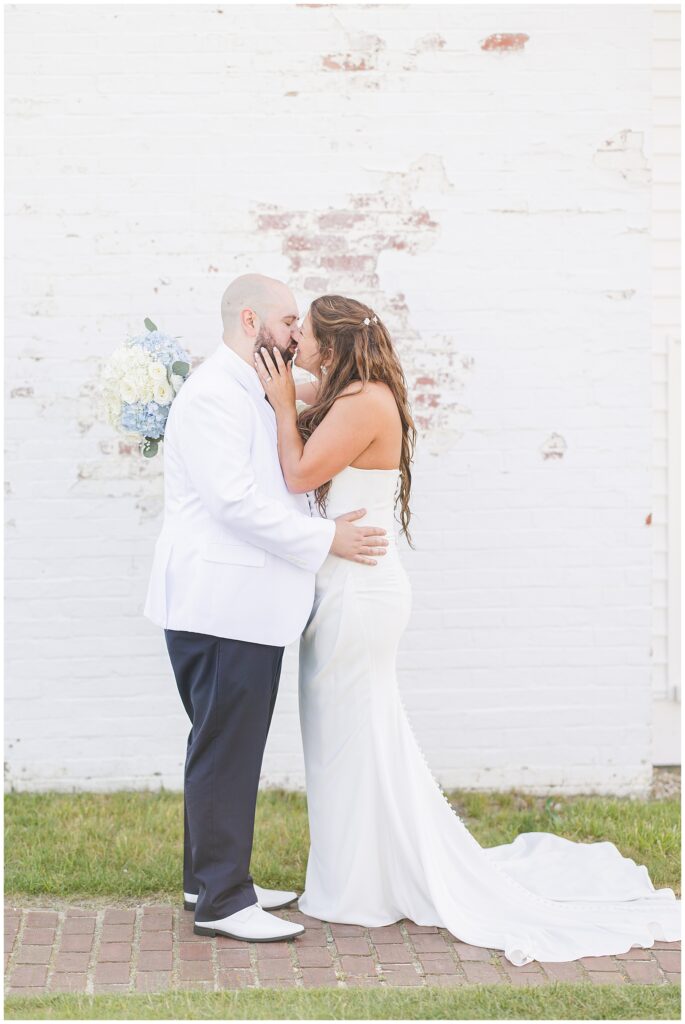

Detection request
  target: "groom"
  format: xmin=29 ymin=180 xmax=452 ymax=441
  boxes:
xmin=144 ymin=274 xmax=388 ymax=942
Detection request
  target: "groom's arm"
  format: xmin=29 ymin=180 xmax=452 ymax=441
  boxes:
xmin=178 ymin=386 xmax=335 ymax=573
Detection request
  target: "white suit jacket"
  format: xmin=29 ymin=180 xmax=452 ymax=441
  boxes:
xmin=143 ymin=342 xmax=336 ymax=646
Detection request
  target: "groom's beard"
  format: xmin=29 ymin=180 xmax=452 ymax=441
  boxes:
xmin=254 ymin=325 xmax=296 ymax=366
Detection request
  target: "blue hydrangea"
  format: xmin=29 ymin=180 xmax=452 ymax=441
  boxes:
xmin=127 ymin=330 xmax=190 ymax=370
xmin=120 ymin=400 xmax=170 ymax=440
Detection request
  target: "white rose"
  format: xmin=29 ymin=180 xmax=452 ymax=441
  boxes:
xmin=153 ymin=382 xmax=172 ymax=405
xmin=149 ymin=361 xmax=167 ymax=382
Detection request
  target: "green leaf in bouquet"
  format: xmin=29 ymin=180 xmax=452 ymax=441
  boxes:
xmin=172 ymin=360 xmax=190 ymax=377
xmin=144 ymin=317 xmax=158 ymax=332
xmin=141 ymin=438 xmax=159 ymax=458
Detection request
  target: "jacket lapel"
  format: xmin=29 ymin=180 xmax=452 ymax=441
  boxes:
xmin=212 ymin=342 xmax=277 ymax=439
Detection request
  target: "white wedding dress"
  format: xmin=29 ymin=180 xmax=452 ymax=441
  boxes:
xmin=297 ymin=466 xmax=681 ymax=966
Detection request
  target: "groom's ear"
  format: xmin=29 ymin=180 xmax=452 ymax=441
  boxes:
xmin=241 ymin=307 xmax=258 ymax=337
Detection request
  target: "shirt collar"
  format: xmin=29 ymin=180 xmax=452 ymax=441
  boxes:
xmin=215 ymin=341 xmax=267 ymax=400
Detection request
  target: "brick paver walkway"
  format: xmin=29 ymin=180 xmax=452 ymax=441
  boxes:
xmin=4 ymin=903 xmax=681 ymax=996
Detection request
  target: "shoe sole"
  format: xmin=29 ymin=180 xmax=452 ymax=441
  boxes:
xmin=193 ymin=923 xmax=305 ymax=942
xmin=184 ymin=895 xmax=299 ymax=913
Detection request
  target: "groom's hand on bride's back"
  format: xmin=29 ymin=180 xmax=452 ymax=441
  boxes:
xmin=331 ymin=509 xmax=389 ymax=565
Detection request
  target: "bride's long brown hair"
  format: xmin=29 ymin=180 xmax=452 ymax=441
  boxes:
xmin=298 ymin=294 xmax=416 ymax=547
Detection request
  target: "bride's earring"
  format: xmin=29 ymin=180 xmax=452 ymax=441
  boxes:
xmin=321 ymin=365 xmax=328 ymax=376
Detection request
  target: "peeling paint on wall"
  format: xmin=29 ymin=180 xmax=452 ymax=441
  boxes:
xmin=322 ymin=33 xmax=384 ymax=72
xmin=594 ymin=130 xmax=651 ymax=184
xmin=541 ymin=433 xmax=567 ymax=460
xmin=415 ymin=34 xmax=447 ymax=52
xmin=481 ymin=33 xmax=530 ymax=52
xmin=3 ymin=1 xmax=662 ymax=795
xmin=255 ymin=157 xmax=472 ymax=450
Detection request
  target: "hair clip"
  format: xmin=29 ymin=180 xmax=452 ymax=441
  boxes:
xmin=363 ymin=315 xmax=378 ymax=326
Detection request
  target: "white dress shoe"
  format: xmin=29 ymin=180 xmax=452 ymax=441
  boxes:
xmin=184 ymin=884 xmax=298 ymax=912
xmin=254 ymin=884 xmax=299 ymax=910
xmin=194 ymin=901 xmax=304 ymax=941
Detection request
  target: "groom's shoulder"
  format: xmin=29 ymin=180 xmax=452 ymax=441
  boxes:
xmin=179 ymin=349 xmax=246 ymax=404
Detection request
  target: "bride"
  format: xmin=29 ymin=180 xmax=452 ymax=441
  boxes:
xmin=253 ymin=294 xmax=680 ymax=967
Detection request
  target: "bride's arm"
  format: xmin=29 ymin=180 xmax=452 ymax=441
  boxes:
xmin=255 ymin=348 xmax=378 ymax=493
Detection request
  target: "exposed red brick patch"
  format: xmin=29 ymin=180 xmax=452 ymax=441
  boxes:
xmin=481 ymin=33 xmax=530 ymax=51
xmin=257 ymin=212 xmax=293 ymax=231
xmin=320 ymin=253 xmax=376 ymax=274
xmin=417 ymin=34 xmax=446 ymax=51
xmin=323 ymin=55 xmax=370 ymax=72
xmin=253 ymin=158 xmax=472 ymax=442
xmin=409 ymin=210 xmax=438 ymax=228
xmin=285 ymin=233 xmax=344 ymax=254
xmin=318 ymin=211 xmax=366 ymax=231
xmin=415 ymin=392 xmax=441 ymax=409
xmin=645 ymin=512 xmax=652 ymax=525
xmin=323 ymin=34 xmax=384 ymax=72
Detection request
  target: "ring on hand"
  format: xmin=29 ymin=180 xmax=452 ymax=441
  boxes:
xmin=265 ymin=375 xmax=272 ymax=382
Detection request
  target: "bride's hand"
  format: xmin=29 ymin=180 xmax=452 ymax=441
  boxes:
xmin=254 ymin=346 xmax=296 ymax=415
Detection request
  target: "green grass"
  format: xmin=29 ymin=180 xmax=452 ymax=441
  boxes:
xmin=5 ymin=790 xmax=680 ymax=1018
xmin=3 ymin=984 xmax=682 ymax=1020
xmin=4 ymin=787 xmax=680 ymax=901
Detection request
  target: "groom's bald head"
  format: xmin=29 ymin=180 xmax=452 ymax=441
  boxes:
xmin=221 ymin=273 xmax=294 ymax=333
xmin=220 ymin=273 xmax=301 ymax=367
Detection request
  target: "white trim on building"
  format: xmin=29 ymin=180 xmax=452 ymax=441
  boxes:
xmin=651 ymin=4 xmax=681 ymax=764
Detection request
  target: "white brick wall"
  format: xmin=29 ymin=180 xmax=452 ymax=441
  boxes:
xmin=5 ymin=4 xmax=677 ymax=795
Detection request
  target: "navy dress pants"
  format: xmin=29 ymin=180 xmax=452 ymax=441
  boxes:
xmin=164 ymin=628 xmax=284 ymax=922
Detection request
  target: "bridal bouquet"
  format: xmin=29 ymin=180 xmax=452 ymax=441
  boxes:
xmin=100 ymin=318 xmax=191 ymax=458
